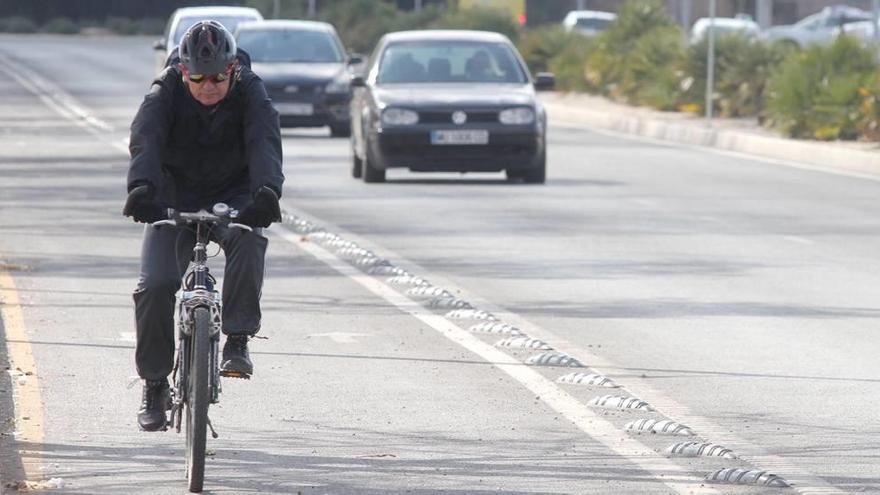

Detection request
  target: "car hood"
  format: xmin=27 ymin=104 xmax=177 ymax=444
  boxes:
xmin=251 ymin=62 xmax=345 ymax=85
xmin=373 ymin=84 xmax=536 ymax=108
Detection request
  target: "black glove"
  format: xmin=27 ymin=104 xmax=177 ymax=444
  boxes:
xmin=237 ymin=186 xmax=281 ymax=228
xmin=123 ymin=184 xmax=166 ymax=224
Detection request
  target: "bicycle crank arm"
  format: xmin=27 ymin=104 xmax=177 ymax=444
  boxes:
xmin=206 ymin=416 xmax=219 ymax=439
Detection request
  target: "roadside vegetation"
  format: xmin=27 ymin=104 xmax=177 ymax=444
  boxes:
xmin=0 ymin=15 xmax=163 ymax=35
xmin=3 ymin=0 xmax=879 ymax=141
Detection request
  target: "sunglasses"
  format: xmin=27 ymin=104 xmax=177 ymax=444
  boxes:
xmin=184 ymin=63 xmax=235 ymax=84
xmin=186 ymin=71 xmax=230 ymax=84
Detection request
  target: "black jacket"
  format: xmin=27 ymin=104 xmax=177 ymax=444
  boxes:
xmin=127 ymin=51 xmax=283 ymax=210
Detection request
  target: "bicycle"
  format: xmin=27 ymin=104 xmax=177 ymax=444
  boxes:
xmin=153 ymin=203 xmax=252 ymax=493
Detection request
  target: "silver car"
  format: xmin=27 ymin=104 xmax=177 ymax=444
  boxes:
xmin=152 ymin=6 xmax=263 ymax=73
xmin=762 ymin=5 xmax=871 ymax=49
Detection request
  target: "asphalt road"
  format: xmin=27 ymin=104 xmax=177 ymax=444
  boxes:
xmin=0 ymin=35 xmax=878 ymax=494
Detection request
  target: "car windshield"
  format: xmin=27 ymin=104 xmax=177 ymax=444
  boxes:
xmin=377 ymin=41 xmax=528 ymax=84
xmin=237 ymin=29 xmax=344 ymax=63
xmin=575 ymin=17 xmax=613 ymax=29
xmin=173 ymin=15 xmax=260 ymax=45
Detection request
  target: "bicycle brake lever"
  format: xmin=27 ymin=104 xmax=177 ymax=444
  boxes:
xmin=152 ymin=219 xmax=178 ymax=228
xmin=228 ymin=223 xmax=253 ymax=232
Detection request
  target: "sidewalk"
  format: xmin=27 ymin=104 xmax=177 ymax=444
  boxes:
xmin=540 ymin=92 xmax=880 ymax=177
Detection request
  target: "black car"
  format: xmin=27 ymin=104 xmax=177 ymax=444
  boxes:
xmin=236 ymin=20 xmax=360 ymax=137
xmin=350 ymin=30 xmax=554 ymax=183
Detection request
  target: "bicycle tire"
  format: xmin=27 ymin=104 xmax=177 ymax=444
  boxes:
xmin=186 ymin=307 xmax=211 ymax=492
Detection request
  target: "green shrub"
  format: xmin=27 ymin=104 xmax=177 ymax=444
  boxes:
xmin=519 ymin=26 xmax=578 ymax=73
xmin=319 ymin=0 xmax=443 ymax=54
xmin=0 ymin=16 xmax=37 ymax=33
xmin=766 ymin=34 xmax=877 ymax=140
xmin=134 ymin=18 xmax=165 ymax=35
xmin=430 ymin=7 xmax=520 ymax=44
xmin=548 ymin=37 xmax=594 ymax=92
xmin=682 ymin=34 xmax=786 ymax=117
xmin=42 ymin=17 xmax=79 ymax=34
xmin=585 ymin=0 xmax=685 ymax=109
xmin=105 ymin=16 xmax=136 ymax=35
xmin=517 ymin=27 xmax=594 ymax=91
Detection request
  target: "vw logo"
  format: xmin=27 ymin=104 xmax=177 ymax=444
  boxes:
xmin=451 ymin=111 xmax=467 ymax=125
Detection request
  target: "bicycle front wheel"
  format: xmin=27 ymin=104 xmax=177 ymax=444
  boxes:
xmin=186 ymin=307 xmax=211 ymax=492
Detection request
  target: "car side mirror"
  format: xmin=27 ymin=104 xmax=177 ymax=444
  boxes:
xmin=152 ymin=39 xmax=166 ymax=51
xmin=347 ymin=53 xmax=364 ymax=65
xmin=350 ymin=75 xmax=366 ymax=87
xmin=534 ymin=72 xmax=555 ymax=91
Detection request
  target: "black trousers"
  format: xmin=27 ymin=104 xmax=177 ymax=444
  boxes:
xmin=133 ymin=224 xmax=268 ymax=381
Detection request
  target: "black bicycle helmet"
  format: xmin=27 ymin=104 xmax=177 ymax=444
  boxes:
xmin=179 ymin=20 xmax=237 ymax=75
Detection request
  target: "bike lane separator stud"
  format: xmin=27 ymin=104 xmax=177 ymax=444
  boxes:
xmin=406 ymin=286 xmax=453 ymax=299
xmin=445 ymin=309 xmax=497 ymax=321
xmin=705 ymin=468 xmax=789 ymax=488
xmin=468 ymin=321 xmax=523 ymax=335
xmin=556 ymin=372 xmax=618 ymax=388
xmin=589 ymin=395 xmax=653 ymax=411
xmin=495 ymin=337 xmax=552 ymax=350
xmin=427 ymin=297 xmax=473 ymax=309
xmin=525 ymin=352 xmax=584 ymax=368
xmin=666 ymin=442 xmax=736 ymax=459
xmin=367 ymin=264 xmax=407 ymax=276
xmin=624 ymin=418 xmax=694 ymax=436
xmin=387 ymin=275 xmax=430 ymax=286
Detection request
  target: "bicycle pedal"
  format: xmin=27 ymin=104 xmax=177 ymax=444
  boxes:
xmin=219 ymin=370 xmax=250 ymax=379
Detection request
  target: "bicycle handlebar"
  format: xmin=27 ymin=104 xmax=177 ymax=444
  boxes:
xmin=152 ymin=203 xmax=253 ymax=232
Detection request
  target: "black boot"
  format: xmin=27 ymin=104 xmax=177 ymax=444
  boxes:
xmin=137 ymin=379 xmax=170 ymax=431
xmin=220 ymin=335 xmax=253 ymax=378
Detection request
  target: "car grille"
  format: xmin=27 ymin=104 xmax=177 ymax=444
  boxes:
xmin=418 ymin=110 xmax=499 ymax=124
xmin=267 ymin=83 xmax=323 ymax=101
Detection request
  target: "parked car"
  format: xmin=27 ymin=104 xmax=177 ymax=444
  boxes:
xmin=762 ymin=5 xmax=871 ymax=49
xmin=153 ymin=6 xmax=263 ymax=73
xmin=349 ymin=30 xmax=554 ymax=183
xmin=840 ymin=18 xmax=880 ymax=44
xmin=235 ymin=20 xmax=358 ymax=137
xmin=690 ymin=15 xmax=760 ymax=43
xmin=562 ymin=10 xmax=616 ymax=37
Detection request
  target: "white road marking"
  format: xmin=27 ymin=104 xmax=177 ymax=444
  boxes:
xmin=782 ymin=235 xmax=814 ymax=245
xmin=272 ymin=224 xmax=717 ymax=494
xmin=0 ymin=51 xmax=128 ymax=155
xmin=631 ymin=198 xmax=658 ymax=208
xmin=306 ymin=332 xmax=371 ymax=344
xmin=274 ymin=207 xmax=847 ymax=495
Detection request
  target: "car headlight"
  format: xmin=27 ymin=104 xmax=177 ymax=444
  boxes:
xmin=325 ymin=77 xmax=350 ymax=94
xmin=499 ymin=107 xmax=535 ymax=125
xmin=381 ymin=108 xmax=419 ymax=126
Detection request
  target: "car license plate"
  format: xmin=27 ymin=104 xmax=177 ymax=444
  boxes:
xmin=275 ymin=103 xmax=314 ymax=116
xmin=430 ymin=129 xmax=489 ymax=145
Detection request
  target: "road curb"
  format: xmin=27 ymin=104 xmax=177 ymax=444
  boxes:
xmin=542 ymin=98 xmax=880 ymax=177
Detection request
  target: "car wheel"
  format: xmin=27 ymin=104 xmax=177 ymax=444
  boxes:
xmin=522 ymin=149 xmax=546 ymax=184
xmin=362 ymin=146 xmax=386 ymax=183
xmin=505 ymin=169 xmax=524 ymax=181
xmin=331 ymin=124 xmax=351 ymax=138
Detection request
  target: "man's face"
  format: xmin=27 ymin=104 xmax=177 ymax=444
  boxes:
xmin=182 ymin=64 xmax=234 ymax=106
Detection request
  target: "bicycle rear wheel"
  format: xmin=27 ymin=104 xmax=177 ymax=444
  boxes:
xmin=186 ymin=307 xmax=211 ymax=492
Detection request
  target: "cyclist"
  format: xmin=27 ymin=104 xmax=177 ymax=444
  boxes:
xmin=123 ymin=21 xmax=284 ymax=431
